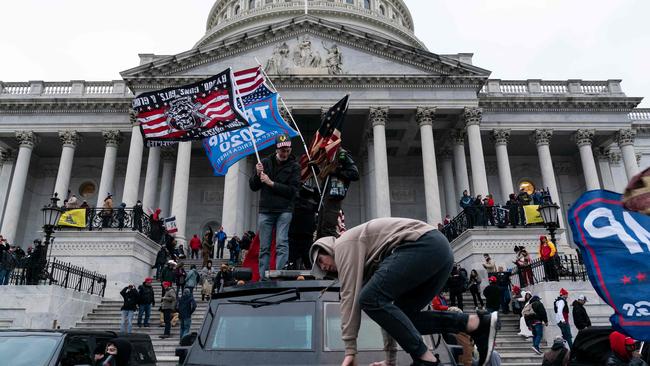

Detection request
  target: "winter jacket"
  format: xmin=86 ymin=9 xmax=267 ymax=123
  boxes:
xmin=161 ymin=287 xmax=177 ymax=310
xmin=448 ymin=270 xmax=465 ymax=294
xmin=468 ymin=274 xmax=481 ymax=287
xmin=174 ymin=267 xmax=187 ymax=286
xmin=324 ymin=149 xmax=359 ymax=200
xmin=483 ymin=284 xmax=501 ymax=310
xmin=178 ymin=291 xmax=197 ymax=319
xmin=572 ymin=300 xmax=591 ymax=330
xmin=431 ymin=295 xmax=449 ymax=311
xmin=482 ymin=260 xmax=497 ymax=274
xmin=526 ymin=296 xmax=549 ymax=325
xmin=214 ymin=270 xmax=234 ymax=288
xmin=137 ymin=283 xmax=155 ymax=306
xmin=119 ymin=286 xmax=139 ymax=311
xmin=539 ymin=240 xmax=557 ymax=260
xmin=554 ymin=296 xmax=570 ymax=324
xmin=154 ymin=249 xmax=167 ymax=267
xmin=249 ymin=153 xmax=300 ymax=213
xmin=160 ymin=266 xmax=176 ymax=283
xmin=189 ymin=236 xmax=201 ymax=251
xmin=459 ymin=195 xmax=473 ymax=208
xmin=185 ymin=269 xmax=199 ymax=288
xmin=542 ymin=341 xmax=570 ymax=366
xmin=309 ymin=217 xmax=435 ymax=356
xmin=95 ymin=337 xmax=132 ymax=366
xmin=0 ymin=250 xmax=17 ymax=271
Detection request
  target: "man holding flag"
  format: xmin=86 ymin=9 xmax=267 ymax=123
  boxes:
xmin=249 ymin=134 xmax=300 ymax=280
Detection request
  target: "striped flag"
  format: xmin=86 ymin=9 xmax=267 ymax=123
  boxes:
xmin=233 ymin=66 xmax=265 ymax=97
xmin=134 ymin=68 xmax=248 ymax=145
xmin=300 ymin=95 xmax=349 ymax=181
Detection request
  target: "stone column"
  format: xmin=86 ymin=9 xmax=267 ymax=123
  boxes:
xmin=464 ymin=107 xmax=489 ymax=197
xmin=594 ymin=148 xmax=615 ymax=191
xmin=53 ymin=130 xmax=81 ymax=200
xmin=171 ymin=141 xmax=192 ymax=246
xmin=221 ymin=160 xmax=245 ymax=240
xmin=0 ymin=148 xmax=15 ymax=224
xmin=617 ymin=129 xmax=640 ymax=180
xmin=451 ymin=129 xmax=470 ymax=196
xmin=608 ymin=152 xmax=626 ymax=193
xmin=440 ymin=148 xmax=457 ymax=216
xmin=574 ymin=129 xmax=600 ymax=191
xmin=533 ymin=129 xmax=563 ymax=228
xmin=417 ymin=107 xmax=442 ymax=225
xmin=492 ymin=129 xmax=514 ymax=203
xmin=96 ymin=130 xmax=121 ymax=207
xmin=141 ymin=147 xmax=161 ymax=209
xmin=369 ymin=107 xmax=391 ymax=218
xmin=122 ymin=122 xmax=145 ymax=206
xmin=1 ymin=131 xmax=38 ymax=244
xmin=158 ymin=149 xmax=175 ymax=216
xmin=366 ymin=140 xmax=377 ymax=219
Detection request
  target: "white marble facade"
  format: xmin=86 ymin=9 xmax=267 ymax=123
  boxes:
xmin=0 ymin=0 xmax=649 ymax=249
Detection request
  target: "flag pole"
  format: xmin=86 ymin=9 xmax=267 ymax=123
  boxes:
xmin=231 ymin=69 xmax=261 ymax=165
xmin=254 ymin=57 xmax=322 ymax=194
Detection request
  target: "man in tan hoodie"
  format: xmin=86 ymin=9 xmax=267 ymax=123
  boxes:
xmin=310 ymin=217 xmax=498 ymax=366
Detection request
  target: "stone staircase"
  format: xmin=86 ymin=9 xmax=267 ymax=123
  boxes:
xmin=494 ymin=312 xmax=546 ymax=366
xmin=74 ymin=295 xmax=210 ymax=366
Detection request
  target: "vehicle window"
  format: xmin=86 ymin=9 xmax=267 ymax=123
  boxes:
xmin=61 ymin=335 xmax=93 ymax=366
xmin=0 ymin=335 xmax=60 ymax=366
xmin=209 ymin=302 xmax=314 ymax=350
xmin=324 ymin=302 xmax=384 ymax=351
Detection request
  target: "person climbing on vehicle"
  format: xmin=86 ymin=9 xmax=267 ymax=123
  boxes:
xmin=310 ymin=217 xmax=498 ymax=366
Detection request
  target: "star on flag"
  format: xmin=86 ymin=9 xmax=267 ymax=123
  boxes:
xmin=622 ymin=275 xmax=632 ymax=285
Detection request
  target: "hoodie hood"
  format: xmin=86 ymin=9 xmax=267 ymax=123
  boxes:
xmin=609 ymin=331 xmax=635 ymax=361
xmin=309 ymin=236 xmax=336 ymax=280
xmin=530 ymin=295 xmax=541 ymax=303
xmin=108 ymin=338 xmax=132 ymax=366
xmin=551 ymin=336 xmax=565 ymax=351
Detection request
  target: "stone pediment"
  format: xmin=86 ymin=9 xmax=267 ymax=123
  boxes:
xmin=121 ymin=16 xmax=490 ymax=87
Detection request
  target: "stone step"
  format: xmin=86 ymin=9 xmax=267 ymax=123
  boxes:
xmin=499 ymin=351 xmax=545 ymax=363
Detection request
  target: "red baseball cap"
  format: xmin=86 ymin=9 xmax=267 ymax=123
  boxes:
xmin=489 ymin=276 xmax=497 ymax=283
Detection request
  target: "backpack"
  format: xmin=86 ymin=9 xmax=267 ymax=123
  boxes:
xmin=522 ymin=301 xmax=536 ymax=319
xmin=542 ymin=348 xmax=567 ymax=366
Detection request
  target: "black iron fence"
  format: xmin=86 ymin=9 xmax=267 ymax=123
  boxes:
xmin=441 ymin=206 xmax=510 ymax=242
xmin=56 ymin=208 xmax=152 ymax=236
xmin=509 ymin=254 xmax=587 ymax=289
xmin=8 ymin=258 xmax=107 ymax=297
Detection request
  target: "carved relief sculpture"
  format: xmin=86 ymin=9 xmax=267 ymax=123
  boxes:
xmin=265 ymin=42 xmax=290 ymax=75
xmin=323 ymin=42 xmax=343 ymax=75
xmin=265 ymin=36 xmax=344 ymax=75
xmin=294 ymin=36 xmax=322 ymax=68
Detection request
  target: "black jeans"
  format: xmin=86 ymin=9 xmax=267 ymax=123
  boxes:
xmin=469 ymin=284 xmax=484 ymax=307
xmin=449 ymin=290 xmax=464 ymax=310
xmin=359 ymin=230 xmax=469 ymax=360
xmin=162 ymin=309 xmax=172 ymax=335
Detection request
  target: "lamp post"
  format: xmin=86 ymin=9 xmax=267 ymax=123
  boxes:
xmin=42 ymin=193 xmax=63 ymax=260
xmin=538 ymin=202 xmax=560 ymax=246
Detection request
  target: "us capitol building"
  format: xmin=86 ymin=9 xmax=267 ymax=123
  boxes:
xmin=0 ymin=0 xmax=648 ymax=253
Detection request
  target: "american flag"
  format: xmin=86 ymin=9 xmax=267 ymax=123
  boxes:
xmin=136 ymin=69 xmax=247 ymax=142
xmin=233 ymin=66 xmax=265 ymax=97
xmin=300 ymin=95 xmax=349 ymax=181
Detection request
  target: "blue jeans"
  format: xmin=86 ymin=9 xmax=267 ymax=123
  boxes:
xmin=257 ymin=212 xmax=292 ymax=279
xmin=499 ymin=285 xmax=511 ymax=313
xmin=120 ymin=310 xmax=134 ymax=333
xmin=532 ymin=323 xmax=544 ymax=349
xmin=137 ymin=304 xmax=151 ymax=326
xmin=358 ymin=230 xmax=469 ymax=360
xmin=0 ymin=268 xmax=9 ymax=285
xmin=180 ymin=317 xmax=192 ymax=339
xmin=558 ymin=321 xmax=573 ymax=348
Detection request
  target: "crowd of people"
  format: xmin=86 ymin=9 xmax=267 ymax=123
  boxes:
xmin=0 ymin=236 xmax=50 ymax=285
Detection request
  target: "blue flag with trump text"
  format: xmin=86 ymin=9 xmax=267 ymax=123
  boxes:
xmin=568 ymin=190 xmax=650 ymax=341
xmin=202 ymin=85 xmax=297 ymax=176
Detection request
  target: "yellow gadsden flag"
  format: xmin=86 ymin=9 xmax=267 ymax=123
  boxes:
xmin=57 ymin=209 xmax=87 ymax=228
xmin=523 ymin=205 xmax=544 ymax=224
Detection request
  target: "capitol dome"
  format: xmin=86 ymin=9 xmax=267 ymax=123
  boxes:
xmin=195 ymin=0 xmax=425 ymax=49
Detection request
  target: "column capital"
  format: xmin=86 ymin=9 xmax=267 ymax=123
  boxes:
xmin=58 ymin=130 xmax=82 ymax=147
xmin=463 ymin=107 xmax=482 ymax=127
xmin=416 ymin=107 xmax=436 ymax=127
xmin=574 ymin=129 xmax=595 ymax=147
xmin=102 ymin=130 xmax=122 ymax=147
xmin=608 ymin=151 xmax=622 ymax=166
xmin=491 ymin=129 xmax=511 ymax=145
xmin=0 ymin=147 xmax=13 ymax=165
xmin=637 ymin=153 xmax=642 ymax=165
xmin=15 ymin=130 xmax=38 ymax=148
xmin=533 ymin=129 xmax=553 ymax=146
xmin=451 ymin=129 xmax=466 ymax=145
xmin=129 ymin=110 xmax=138 ymax=126
xmin=616 ymin=129 xmax=636 ymax=147
xmin=594 ymin=147 xmax=610 ymax=161
xmin=161 ymin=148 xmax=176 ymax=161
xmin=369 ymin=107 xmax=389 ymax=127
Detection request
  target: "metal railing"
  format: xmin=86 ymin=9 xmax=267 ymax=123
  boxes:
xmin=440 ymin=205 xmax=521 ymax=242
xmin=509 ymin=254 xmax=587 ymax=289
xmin=8 ymin=258 xmax=107 ymax=297
xmin=56 ymin=207 xmax=153 ymax=236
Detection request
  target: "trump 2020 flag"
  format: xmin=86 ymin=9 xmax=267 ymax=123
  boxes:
xmin=202 ymin=84 xmax=297 ymax=176
xmin=133 ymin=68 xmax=249 ymax=146
xmin=568 ymin=190 xmax=650 ymax=340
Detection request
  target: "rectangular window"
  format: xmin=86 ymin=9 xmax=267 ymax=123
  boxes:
xmin=209 ymin=302 xmax=314 ymax=350
xmin=323 ymin=302 xmax=385 ymax=351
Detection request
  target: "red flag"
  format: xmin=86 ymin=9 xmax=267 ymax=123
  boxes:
xmin=241 ymin=231 xmax=276 ymax=282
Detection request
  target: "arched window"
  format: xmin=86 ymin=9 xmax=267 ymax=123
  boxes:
xmin=364 ymin=0 xmax=371 ymax=10
xmin=234 ymin=5 xmax=240 ymax=14
xmin=379 ymin=4 xmax=385 ymax=15
xmin=249 ymin=0 xmax=255 ymax=9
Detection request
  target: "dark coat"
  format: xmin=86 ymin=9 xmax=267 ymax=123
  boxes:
xmin=249 ymin=154 xmax=300 ymax=213
xmin=160 ymin=266 xmax=176 ymax=283
xmin=572 ymin=300 xmax=592 ymax=330
xmin=527 ymin=297 xmax=549 ymax=325
xmin=137 ymin=283 xmax=155 ymax=306
xmin=483 ymin=284 xmax=501 ymax=310
xmin=120 ymin=286 xmax=139 ymax=311
xmin=178 ymin=291 xmax=197 ymax=319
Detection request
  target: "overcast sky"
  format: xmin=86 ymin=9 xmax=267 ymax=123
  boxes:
xmin=0 ymin=0 xmax=648 ymax=106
